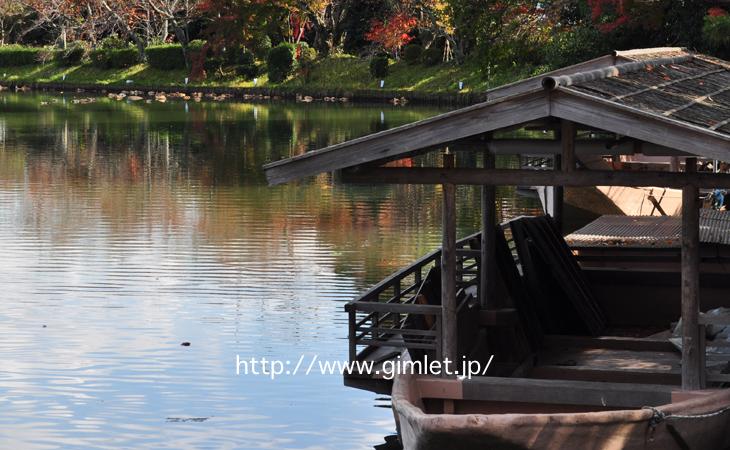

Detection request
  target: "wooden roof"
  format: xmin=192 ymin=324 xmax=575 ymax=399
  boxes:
xmin=264 ymin=48 xmax=730 ymax=185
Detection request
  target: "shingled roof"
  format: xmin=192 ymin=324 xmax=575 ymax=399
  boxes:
xmin=542 ymin=53 xmax=730 ymax=136
xmin=265 ymin=48 xmax=730 ymax=185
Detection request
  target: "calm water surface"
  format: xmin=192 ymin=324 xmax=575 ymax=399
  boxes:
xmin=0 ymin=92 xmax=540 ymax=449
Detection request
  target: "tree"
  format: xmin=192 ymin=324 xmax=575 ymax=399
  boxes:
xmin=147 ymin=0 xmax=203 ymax=48
xmin=0 ymin=0 xmax=26 ymax=45
xmin=365 ymin=11 xmax=417 ymax=58
xmin=200 ymin=0 xmax=291 ymax=52
xmin=96 ymin=0 xmax=150 ymax=58
xmin=293 ymin=0 xmax=348 ymax=56
xmin=25 ymin=0 xmax=85 ymax=48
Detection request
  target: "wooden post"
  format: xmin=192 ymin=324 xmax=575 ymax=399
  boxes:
xmin=681 ymin=157 xmax=703 ymax=390
xmin=480 ymin=146 xmax=496 ymax=308
xmin=441 ymin=151 xmax=457 ymax=371
xmin=561 ymin=120 xmax=576 ymax=172
xmin=348 ymin=305 xmax=357 ymax=362
xmin=552 ymin=156 xmax=563 ymax=230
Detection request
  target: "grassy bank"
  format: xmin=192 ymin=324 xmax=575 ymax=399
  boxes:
xmin=0 ymin=54 xmax=540 ymax=96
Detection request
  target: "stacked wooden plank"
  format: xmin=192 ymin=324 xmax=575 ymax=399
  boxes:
xmin=510 ymin=215 xmax=606 ymax=336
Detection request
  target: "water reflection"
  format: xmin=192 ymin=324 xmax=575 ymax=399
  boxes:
xmin=0 ymin=92 xmax=540 ymax=449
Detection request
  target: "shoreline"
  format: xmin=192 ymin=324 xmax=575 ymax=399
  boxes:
xmin=2 ymin=80 xmax=489 ymax=106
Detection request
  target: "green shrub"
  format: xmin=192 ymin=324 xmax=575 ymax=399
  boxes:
xmin=99 ymin=35 xmax=129 ymax=50
xmin=235 ymin=49 xmax=258 ymax=79
xmin=90 ymin=47 xmax=139 ymax=69
xmin=295 ymin=43 xmax=317 ymax=81
xmin=188 ymin=39 xmax=206 ymax=52
xmin=544 ymin=26 xmax=606 ymax=68
xmin=369 ymin=55 xmax=389 ymax=78
xmin=0 ymin=45 xmax=42 ymax=66
xmin=421 ymin=46 xmax=442 ymax=66
xmin=267 ymin=43 xmax=295 ymax=83
xmin=55 ymin=42 xmax=86 ymax=66
xmin=146 ymin=44 xmax=186 ymax=70
xmin=402 ymin=44 xmax=423 ymax=65
xmin=252 ymin=35 xmax=272 ymax=60
xmin=37 ymin=47 xmax=56 ymax=64
xmin=296 ymin=44 xmax=317 ymax=65
xmin=703 ymin=15 xmax=730 ymax=53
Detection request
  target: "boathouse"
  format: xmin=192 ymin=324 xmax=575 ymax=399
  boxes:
xmin=265 ymin=47 xmax=730 ymax=449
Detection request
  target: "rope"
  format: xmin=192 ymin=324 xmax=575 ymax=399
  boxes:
xmin=643 ymin=405 xmax=730 ymax=425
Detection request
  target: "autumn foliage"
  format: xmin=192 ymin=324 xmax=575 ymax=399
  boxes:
xmin=365 ymin=12 xmax=417 ymax=57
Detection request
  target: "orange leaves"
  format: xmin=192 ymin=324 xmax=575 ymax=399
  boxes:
xmin=365 ymin=12 xmax=417 ymax=55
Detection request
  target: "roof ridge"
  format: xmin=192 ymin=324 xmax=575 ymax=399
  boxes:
xmin=542 ymin=54 xmax=694 ymax=90
xmin=613 ymin=47 xmax=688 ymax=60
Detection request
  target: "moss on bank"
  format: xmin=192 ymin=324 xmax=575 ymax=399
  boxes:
xmin=0 ymin=54 xmax=545 ymax=95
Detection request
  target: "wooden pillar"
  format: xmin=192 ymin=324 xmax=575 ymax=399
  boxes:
xmin=441 ymin=152 xmax=457 ymax=370
xmin=552 ymin=120 xmax=576 ymax=232
xmin=681 ymin=157 xmax=704 ymax=390
xmin=480 ymin=146 xmax=496 ymax=308
xmin=552 ymin=156 xmax=563 ymax=229
xmin=561 ymin=120 xmax=576 ymax=172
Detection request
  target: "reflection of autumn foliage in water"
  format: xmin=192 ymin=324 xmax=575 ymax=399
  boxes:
xmin=0 ymin=92 xmax=540 ymax=289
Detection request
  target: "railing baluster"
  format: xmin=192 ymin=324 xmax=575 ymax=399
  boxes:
xmin=348 ymin=306 xmax=357 ymax=362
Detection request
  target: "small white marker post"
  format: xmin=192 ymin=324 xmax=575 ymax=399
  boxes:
xmin=62 ymin=74 xmax=66 ymax=81
xmin=380 ymin=80 xmax=385 ymax=88
xmin=253 ymin=78 xmax=258 ymax=86
xmin=184 ymin=77 xmax=189 ymax=85
xmin=458 ymin=81 xmax=463 ymax=90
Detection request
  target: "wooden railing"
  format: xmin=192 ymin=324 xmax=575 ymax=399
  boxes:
xmin=345 ymin=221 xmax=523 ymax=367
xmin=345 ymin=232 xmax=482 ymax=365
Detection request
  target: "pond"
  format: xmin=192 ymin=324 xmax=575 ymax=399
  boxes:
xmin=0 ymin=92 xmax=540 ymax=449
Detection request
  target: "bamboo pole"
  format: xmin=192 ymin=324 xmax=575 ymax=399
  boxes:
xmin=681 ymin=157 xmax=703 ymax=390
xmin=441 ymin=151 xmax=457 ymax=372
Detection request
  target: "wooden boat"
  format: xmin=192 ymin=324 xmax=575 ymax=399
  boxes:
xmin=346 ymin=212 xmax=730 ymax=450
xmin=392 ymin=366 xmax=730 ymax=450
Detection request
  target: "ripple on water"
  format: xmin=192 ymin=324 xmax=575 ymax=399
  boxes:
xmin=0 ymin=92 xmax=541 ymax=449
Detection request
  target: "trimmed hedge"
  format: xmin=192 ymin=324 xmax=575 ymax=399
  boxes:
xmin=235 ymin=49 xmax=258 ymax=79
xmin=55 ymin=43 xmax=86 ymax=66
xmin=402 ymin=44 xmax=423 ymax=65
xmin=0 ymin=45 xmax=42 ymax=66
xmin=369 ymin=55 xmax=389 ymax=78
xmin=421 ymin=46 xmax=442 ymax=66
xmin=267 ymin=43 xmax=295 ymax=83
xmin=146 ymin=44 xmax=186 ymax=70
xmin=90 ymin=47 xmax=139 ymax=69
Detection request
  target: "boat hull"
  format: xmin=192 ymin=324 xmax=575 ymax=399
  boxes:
xmin=393 ymin=372 xmax=730 ymax=450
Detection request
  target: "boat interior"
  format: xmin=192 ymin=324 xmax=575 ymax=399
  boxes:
xmin=345 ymin=214 xmax=730 ymax=414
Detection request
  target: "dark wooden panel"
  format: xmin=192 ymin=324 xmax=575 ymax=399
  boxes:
xmin=459 ymin=376 xmax=674 ymax=408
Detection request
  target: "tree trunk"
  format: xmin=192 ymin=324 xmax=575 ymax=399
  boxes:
xmin=60 ymin=25 xmax=67 ymax=50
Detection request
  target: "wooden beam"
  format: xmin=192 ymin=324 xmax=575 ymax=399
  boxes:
xmin=264 ymin=91 xmax=550 ymax=185
xmin=551 ymin=90 xmax=730 ymax=162
xmin=473 ymin=139 xmax=686 ymax=156
xmin=341 ymin=167 xmax=730 ymax=189
xmin=530 ymin=365 xmax=681 ymax=386
xmin=419 ymin=376 xmax=676 ymax=408
xmin=480 ymin=147 xmax=496 ymax=308
xmin=441 ymin=153 xmax=457 ymax=371
xmin=681 ymin=157 xmax=704 ymax=390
